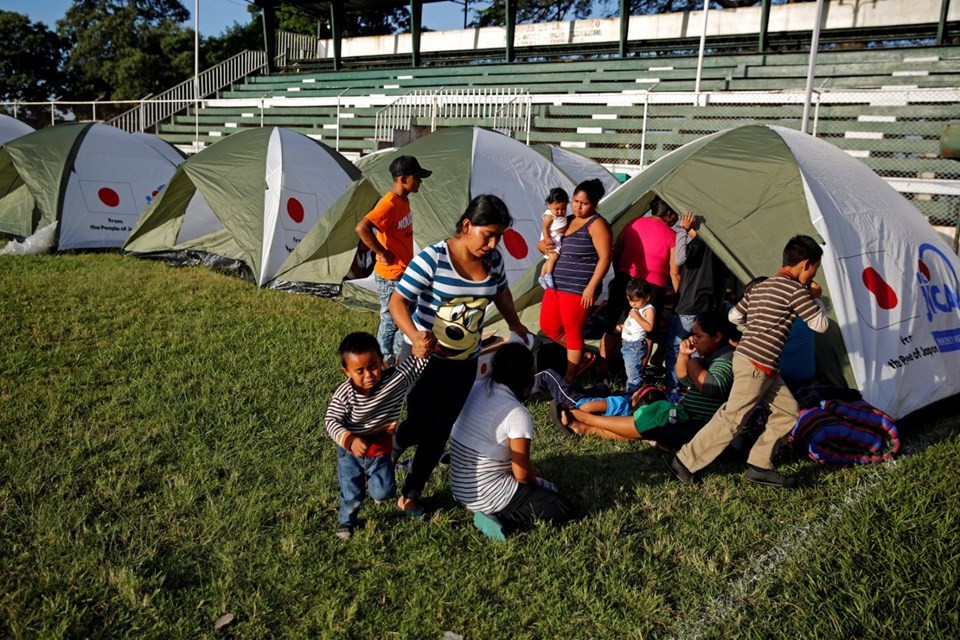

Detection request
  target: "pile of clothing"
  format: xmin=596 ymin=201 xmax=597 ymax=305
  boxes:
xmin=788 ymin=390 xmax=901 ymax=465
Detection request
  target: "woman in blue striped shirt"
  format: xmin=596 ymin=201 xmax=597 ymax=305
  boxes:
xmin=388 ymin=195 xmax=530 ymax=517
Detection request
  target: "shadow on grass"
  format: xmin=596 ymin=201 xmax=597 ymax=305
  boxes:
xmin=537 ymin=445 xmax=670 ymax=516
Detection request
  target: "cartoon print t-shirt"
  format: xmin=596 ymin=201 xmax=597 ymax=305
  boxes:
xmin=395 ymin=240 xmax=508 ymax=360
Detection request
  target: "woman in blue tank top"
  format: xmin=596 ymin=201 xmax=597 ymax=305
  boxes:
xmin=537 ymin=179 xmax=613 ymax=382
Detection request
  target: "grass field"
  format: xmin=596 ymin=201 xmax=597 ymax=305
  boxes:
xmin=2 ymin=253 xmax=959 ymax=639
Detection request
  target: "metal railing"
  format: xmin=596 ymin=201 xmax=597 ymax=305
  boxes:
xmin=374 ymin=87 xmax=531 ymax=145
xmin=276 ymin=31 xmax=324 ymax=66
xmin=109 ymin=50 xmax=267 ymax=133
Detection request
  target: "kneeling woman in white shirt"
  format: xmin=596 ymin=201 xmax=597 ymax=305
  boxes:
xmin=449 ymin=343 xmax=574 ymax=540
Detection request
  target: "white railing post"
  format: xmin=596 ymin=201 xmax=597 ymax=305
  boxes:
xmin=812 ymin=90 xmax=821 ymax=137
xmin=640 ymin=92 xmax=649 ymax=169
xmin=336 ymin=87 xmax=348 ymax=151
xmin=526 ymin=94 xmax=531 ymax=145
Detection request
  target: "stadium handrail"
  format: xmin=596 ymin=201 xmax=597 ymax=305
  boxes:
xmin=108 ymin=51 xmax=267 ymax=133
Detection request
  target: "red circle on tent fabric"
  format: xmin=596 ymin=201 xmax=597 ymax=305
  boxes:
xmin=480 ymin=362 xmax=488 ymax=375
xmin=862 ymin=267 xmax=898 ymax=310
xmin=918 ymin=259 xmax=931 ymax=281
xmin=501 ymin=228 xmax=528 ymax=260
xmin=98 ymin=188 xmax=120 ymax=207
xmin=287 ymin=197 xmax=305 ymax=223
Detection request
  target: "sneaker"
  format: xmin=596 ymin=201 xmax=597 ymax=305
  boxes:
xmin=538 ymin=275 xmax=549 ymax=290
xmin=744 ymin=466 xmax=799 ymax=489
xmin=335 ymin=523 xmax=354 ymax=540
xmin=666 ymin=390 xmax=685 ymax=405
xmin=395 ymin=457 xmax=413 ymax=473
xmin=543 ymin=273 xmax=555 ymax=289
xmin=662 ymin=453 xmax=697 ymax=485
xmin=473 ymin=511 xmax=507 ymax=541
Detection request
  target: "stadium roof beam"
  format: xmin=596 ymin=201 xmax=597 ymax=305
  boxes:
xmin=252 ymin=0 xmax=446 ymax=71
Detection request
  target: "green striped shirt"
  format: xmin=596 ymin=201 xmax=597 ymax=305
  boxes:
xmin=680 ymin=348 xmax=734 ymax=422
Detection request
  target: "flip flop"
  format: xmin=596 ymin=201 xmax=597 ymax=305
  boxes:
xmin=549 ymin=399 xmax=575 ymax=436
xmin=576 ymin=351 xmax=597 ymax=377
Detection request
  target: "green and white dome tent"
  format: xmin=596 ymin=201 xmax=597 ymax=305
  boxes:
xmin=0 ymin=123 xmax=182 ymax=252
xmin=500 ymin=124 xmax=960 ymax=420
xmin=530 ymin=144 xmax=621 ymax=196
xmin=0 ymin=114 xmax=33 ymax=146
xmin=271 ymin=126 xmax=576 ymax=302
xmin=124 ymin=127 xmax=361 ymax=287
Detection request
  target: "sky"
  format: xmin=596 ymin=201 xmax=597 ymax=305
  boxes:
xmin=3 ymin=0 xmax=505 ymax=38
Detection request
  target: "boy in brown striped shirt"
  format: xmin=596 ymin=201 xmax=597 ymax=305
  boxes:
xmin=665 ymin=235 xmax=829 ymax=488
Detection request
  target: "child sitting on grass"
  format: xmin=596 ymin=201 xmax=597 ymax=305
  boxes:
xmin=449 ymin=343 xmax=573 ymax=540
xmin=537 ymin=188 xmax=570 ymax=290
xmin=324 ymin=331 xmax=433 ymax=539
xmin=532 ymin=367 xmax=658 ymax=435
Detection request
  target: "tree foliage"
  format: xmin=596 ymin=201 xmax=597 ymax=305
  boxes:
xmin=271 ymin=4 xmax=410 ymax=39
xmin=0 ymin=11 xmax=66 ymax=108
xmin=57 ymin=0 xmax=194 ymax=102
xmin=472 ymin=0 xmax=595 ymax=27
xmin=616 ymin=0 xmax=813 ymax=16
xmin=203 ymin=6 xmax=263 ymax=67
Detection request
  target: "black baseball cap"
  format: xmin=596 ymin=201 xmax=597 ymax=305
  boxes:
xmin=389 ymin=155 xmax=432 ymax=179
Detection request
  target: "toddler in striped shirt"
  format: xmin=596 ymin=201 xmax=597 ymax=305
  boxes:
xmin=325 ymin=331 xmax=432 ymax=539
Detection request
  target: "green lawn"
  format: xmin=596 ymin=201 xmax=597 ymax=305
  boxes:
xmin=2 ymin=254 xmax=958 ymax=639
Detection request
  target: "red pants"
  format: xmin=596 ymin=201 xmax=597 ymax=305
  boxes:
xmin=540 ymin=288 xmax=591 ymax=351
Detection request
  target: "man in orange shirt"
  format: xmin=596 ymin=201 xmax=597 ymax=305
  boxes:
xmin=355 ymin=155 xmax=431 ymax=365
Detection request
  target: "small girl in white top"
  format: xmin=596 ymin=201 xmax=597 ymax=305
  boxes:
xmin=538 ymin=188 xmax=570 ymax=290
xmin=616 ymin=277 xmax=656 ymax=394
xmin=449 ymin=343 xmax=574 ymax=540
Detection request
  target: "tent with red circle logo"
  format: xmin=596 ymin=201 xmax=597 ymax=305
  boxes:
xmin=502 ymin=124 xmax=960 ymax=419
xmin=123 ymin=127 xmax=361 ymax=286
xmin=0 ymin=122 xmax=182 ymax=251
xmin=271 ymin=126 xmax=577 ymax=300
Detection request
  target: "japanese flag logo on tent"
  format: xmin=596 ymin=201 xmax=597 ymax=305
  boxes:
xmin=279 ymin=188 xmax=320 ymax=234
xmin=78 ymin=180 xmax=140 ymax=218
xmin=840 ymin=250 xmax=919 ymax=331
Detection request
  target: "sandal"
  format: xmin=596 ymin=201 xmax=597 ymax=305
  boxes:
xmin=575 ymin=351 xmax=597 ymax=377
xmin=397 ymin=496 xmax=426 ymax=519
xmin=549 ymin=400 xmax=575 ymax=436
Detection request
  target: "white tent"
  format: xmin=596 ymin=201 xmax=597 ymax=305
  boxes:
xmin=274 ymin=126 xmax=578 ymax=294
xmin=532 ymin=144 xmax=621 ymax=195
xmin=0 ymin=115 xmax=34 ymax=146
xmin=0 ymin=123 xmax=183 ymax=251
xmin=514 ymin=124 xmax=960 ymax=419
xmin=125 ymin=127 xmax=361 ymax=286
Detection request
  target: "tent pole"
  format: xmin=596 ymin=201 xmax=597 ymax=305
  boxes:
xmin=801 ymin=0 xmax=825 ymax=135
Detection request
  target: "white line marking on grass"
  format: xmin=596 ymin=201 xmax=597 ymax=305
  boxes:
xmin=666 ymin=426 xmax=949 ymax=640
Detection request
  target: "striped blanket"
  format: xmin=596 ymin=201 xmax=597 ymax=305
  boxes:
xmin=789 ymin=399 xmax=901 ymax=465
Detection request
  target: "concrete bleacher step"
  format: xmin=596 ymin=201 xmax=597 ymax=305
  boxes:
xmin=151 ymin=44 xmax=960 ymax=223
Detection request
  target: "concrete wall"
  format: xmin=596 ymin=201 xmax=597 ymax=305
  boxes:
xmin=301 ymin=0 xmax=957 ymax=60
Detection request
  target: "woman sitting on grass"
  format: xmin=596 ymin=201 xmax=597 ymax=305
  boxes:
xmin=562 ymin=309 xmax=737 ymax=449
xmin=449 ymin=343 xmax=574 ymax=540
